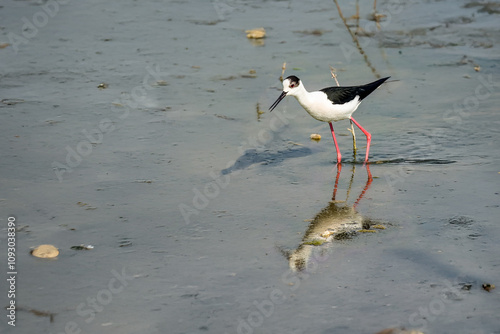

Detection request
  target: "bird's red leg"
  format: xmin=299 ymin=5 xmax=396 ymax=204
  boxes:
xmin=328 ymin=122 xmax=342 ymax=164
xmin=350 ymin=117 xmax=371 ymax=163
xmin=332 ymin=163 xmax=342 ymax=201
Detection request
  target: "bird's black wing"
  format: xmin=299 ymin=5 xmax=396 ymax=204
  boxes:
xmin=320 ymin=86 xmax=360 ymax=105
xmin=320 ymin=77 xmax=390 ymax=104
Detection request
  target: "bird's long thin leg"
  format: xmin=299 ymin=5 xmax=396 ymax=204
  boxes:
xmin=350 ymin=117 xmax=371 ymax=163
xmin=328 ymin=122 xmax=342 ymax=164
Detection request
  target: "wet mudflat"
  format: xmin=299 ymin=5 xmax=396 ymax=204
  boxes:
xmin=0 ymin=0 xmax=499 ymax=333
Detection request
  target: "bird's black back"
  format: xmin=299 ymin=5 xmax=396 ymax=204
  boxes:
xmin=320 ymin=77 xmax=390 ymax=104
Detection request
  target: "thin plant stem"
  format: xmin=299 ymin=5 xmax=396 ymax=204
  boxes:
xmin=329 ymin=66 xmax=357 ymax=157
xmin=332 ymin=0 xmax=380 ymax=78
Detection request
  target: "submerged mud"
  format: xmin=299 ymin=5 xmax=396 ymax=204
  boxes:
xmin=1 ymin=0 xmax=499 ymax=333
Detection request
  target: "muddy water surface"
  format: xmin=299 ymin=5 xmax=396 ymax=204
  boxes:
xmin=1 ymin=0 xmax=499 ymax=333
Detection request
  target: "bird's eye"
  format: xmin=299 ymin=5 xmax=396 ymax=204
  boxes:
xmin=290 ymin=83 xmax=296 ymax=88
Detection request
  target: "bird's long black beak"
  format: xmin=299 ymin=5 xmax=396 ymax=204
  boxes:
xmin=269 ymin=91 xmax=287 ymax=112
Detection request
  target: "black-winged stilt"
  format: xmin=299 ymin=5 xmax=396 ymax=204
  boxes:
xmin=269 ymin=75 xmax=390 ymax=164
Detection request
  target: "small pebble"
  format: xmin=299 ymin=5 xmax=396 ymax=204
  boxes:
xmin=31 ymin=245 xmax=59 ymax=258
xmin=245 ymin=28 xmax=266 ymax=39
xmin=310 ymin=133 xmax=321 ymax=141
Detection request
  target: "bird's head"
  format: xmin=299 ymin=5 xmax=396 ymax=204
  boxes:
xmin=282 ymin=75 xmax=302 ymax=94
xmin=269 ymin=75 xmax=302 ymax=112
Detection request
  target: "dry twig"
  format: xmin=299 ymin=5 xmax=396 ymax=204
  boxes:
xmin=280 ymin=62 xmax=287 ymax=82
xmin=329 ymin=66 xmax=357 ymax=156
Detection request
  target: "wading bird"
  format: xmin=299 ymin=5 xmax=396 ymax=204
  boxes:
xmin=270 ymin=75 xmax=389 ymax=163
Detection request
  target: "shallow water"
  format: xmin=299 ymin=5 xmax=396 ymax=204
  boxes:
xmin=1 ymin=0 xmax=499 ymax=333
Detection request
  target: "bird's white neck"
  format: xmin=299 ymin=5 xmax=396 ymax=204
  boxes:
xmin=288 ymin=83 xmax=311 ymax=106
xmin=290 ymin=83 xmax=312 ymax=114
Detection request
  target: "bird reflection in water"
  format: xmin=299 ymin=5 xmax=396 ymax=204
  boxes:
xmin=284 ymin=164 xmax=385 ymax=272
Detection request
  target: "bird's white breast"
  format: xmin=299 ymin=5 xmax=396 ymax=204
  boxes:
xmin=295 ymin=91 xmax=361 ymax=122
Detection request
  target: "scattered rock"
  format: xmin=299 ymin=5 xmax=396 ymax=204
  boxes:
xmin=31 ymin=245 xmax=59 ymax=258
xmin=310 ymin=133 xmax=321 ymax=141
xmin=71 ymin=244 xmax=94 ymax=250
xmin=448 ymin=216 xmax=474 ymax=225
xmin=482 ymin=283 xmax=495 ymax=292
xmin=245 ymin=27 xmax=266 ymax=39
